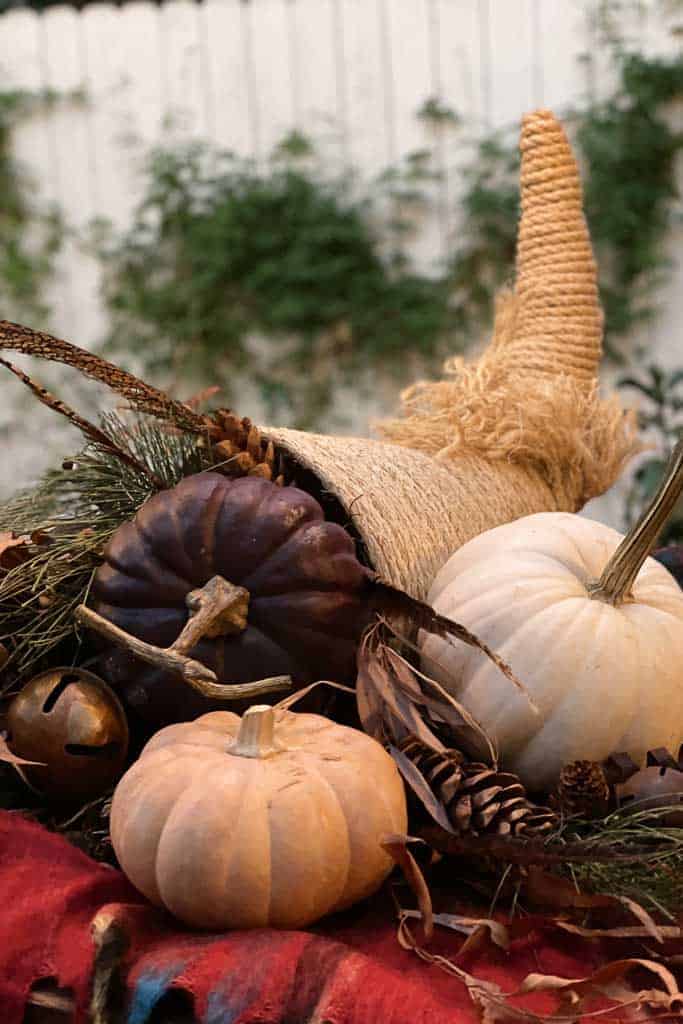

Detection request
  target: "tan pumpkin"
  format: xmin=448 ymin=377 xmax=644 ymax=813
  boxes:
xmin=110 ymin=704 xmax=407 ymax=930
xmin=422 ymin=443 xmax=683 ymax=791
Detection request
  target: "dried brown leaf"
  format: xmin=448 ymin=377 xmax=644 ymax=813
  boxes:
xmin=381 ymin=834 xmax=433 ymax=943
xmin=371 ymin=581 xmax=534 ymax=700
xmin=356 ymin=635 xmax=388 ymax=742
xmin=395 ymin=917 xmax=514 ymax=1018
xmin=401 ymin=908 xmax=510 ymax=950
xmin=386 ymin=644 xmax=496 ymax=761
xmin=389 ymin=744 xmax=455 ymax=833
xmin=557 ymin=922 xmax=682 ymax=942
xmin=369 ymin=654 xmax=447 ymax=751
xmin=517 ymin=957 xmax=681 ymax=1005
xmin=614 ymin=896 xmax=667 ymax=944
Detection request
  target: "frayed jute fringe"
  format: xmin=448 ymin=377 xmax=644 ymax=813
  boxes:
xmin=378 ymin=295 xmax=640 ymax=513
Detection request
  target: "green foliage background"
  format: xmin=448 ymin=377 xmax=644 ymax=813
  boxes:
xmin=0 ymin=89 xmax=62 ymax=324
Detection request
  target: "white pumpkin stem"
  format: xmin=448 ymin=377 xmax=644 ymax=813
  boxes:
xmin=589 ymin=440 xmax=683 ymax=605
xmin=229 ymin=705 xmax=286 ymax=758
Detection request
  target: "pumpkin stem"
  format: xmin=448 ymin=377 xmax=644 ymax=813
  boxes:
xmin=75 ymin=605 xmax=292 ymax=701
xmin=588 ymin=440 xmax=683 ymax=605
xmin=229 ymin=705 xmax=286 ymax=758
xmin=176 ymin=575 xmax=250 ymax=651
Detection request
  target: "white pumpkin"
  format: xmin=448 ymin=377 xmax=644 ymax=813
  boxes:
xmin=422 ymin=507 xmax=683 ymax=791
xmin=110 ymin=704 xmax=407 ymax=930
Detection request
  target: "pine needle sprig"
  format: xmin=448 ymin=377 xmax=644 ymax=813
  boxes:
xmin=552 ymin=804 xmax=683 ymax=914
xmin=0 ymin=413 xmax=212 ymax=689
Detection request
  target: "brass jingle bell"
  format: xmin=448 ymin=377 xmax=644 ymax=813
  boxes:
xmin=6 ymin=667 xmax=129 ymax=803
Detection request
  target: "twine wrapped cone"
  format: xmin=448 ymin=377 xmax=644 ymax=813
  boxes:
xmin=0 ymin=110 xmax=639 ymax=602
xmin=264 ymin=110 xmax=639 ymax=597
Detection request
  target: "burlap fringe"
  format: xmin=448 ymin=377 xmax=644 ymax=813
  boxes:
xmin=378 ymin=291 xmax=641 ymax=511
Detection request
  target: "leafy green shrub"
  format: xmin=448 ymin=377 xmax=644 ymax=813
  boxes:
xmin=99 ymin=144 xmax=459 ymax=424
xmin=577 ymin=53 xmax=683 ymax=348
xmin=0 ymin=89 xmax=62 ymax=324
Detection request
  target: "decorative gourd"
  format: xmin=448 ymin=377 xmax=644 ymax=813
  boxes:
xmin=92 ymin=473 xmax=371 ymax=724
xmin=110 ymin=704 xmax=407 ymax=930
xmin=422 ymin=443 xmax=683 ymax=791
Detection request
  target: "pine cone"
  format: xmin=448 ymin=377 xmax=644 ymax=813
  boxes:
xmin=204 ymin=410 xmax=286 ymax=485
xmin=557 ymin=759 xmax=610 ymax=819
xmin=398 ymin=736 xmax=558 ymax=838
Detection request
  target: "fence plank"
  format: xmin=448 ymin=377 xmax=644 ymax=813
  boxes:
xmin=342 ymin=0 xmax=394 ymax=175
xmin=435 ymin=0 xmax=485 ymax=250
xmin=0 ymin=10 xmax=49 ymax=198
xmin=285 ymin=0 xmax=342 ymax=161
xmin=79 ymin=3 xmax=138 ymax=229
xmin=247 ymin=0 xmax=297 ymax=160
xmin=158 ymin=0 xmax=206 ymax=141
xmin=384 ymin=0 xmax=443 ymax=270
xmin=202 ymin=0 xmax=253 ymax=156
xmin=536 ymin=0 xmax=586 ymax=116
xmin=487 ymin=0 xmax=534 ymax=130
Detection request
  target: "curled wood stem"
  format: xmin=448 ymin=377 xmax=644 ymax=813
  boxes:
xmin=76 ymin=591 xmax=291 ymax=702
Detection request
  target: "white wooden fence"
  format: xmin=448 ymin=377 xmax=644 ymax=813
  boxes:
xmin=0 ymin=0 xmax=681 ymax=519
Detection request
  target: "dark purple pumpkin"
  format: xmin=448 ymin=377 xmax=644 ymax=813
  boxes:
xmin=92 ymin=473 xmax=372 ymax=724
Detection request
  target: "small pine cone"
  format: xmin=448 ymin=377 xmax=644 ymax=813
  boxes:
xmin=206 ymin=410 xmax=286 ymax=485
xmin=398 ymin=736 xmax=558 ymax=838
xmin=557 ymin=760 xmax=610 ymax=819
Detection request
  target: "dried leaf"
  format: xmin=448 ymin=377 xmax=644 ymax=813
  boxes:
xmin=526 ymin=872 xmax=671 ymax=941
xmin=401 ymin=908 xmax=510 ymax=950
xmin=356 ymin=635 xmax=388 ymax=742
xmin=557 ymin=922 xmax=682 ymax=941
xmin=0 ymin=734 xmax=44 ymax=767
xmin=386 ymin=644 xmax=496 ymax=762
xmin=517 ymin=957 xmax=681 ymax=1005
xmin=389 ymin=744 xmax=455 ymax=833
xmin=381 ymin=834 xmax=433 ymax=942
xmin=372 ymin=583 xmax=536 ymax=710
xmin=614 ymin=895 xmax=667 ymax=944
xmin=369 ymin=653 xmax=446 ymax=751
xmin=395 ymin=917 xmax=512 ymax=1017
